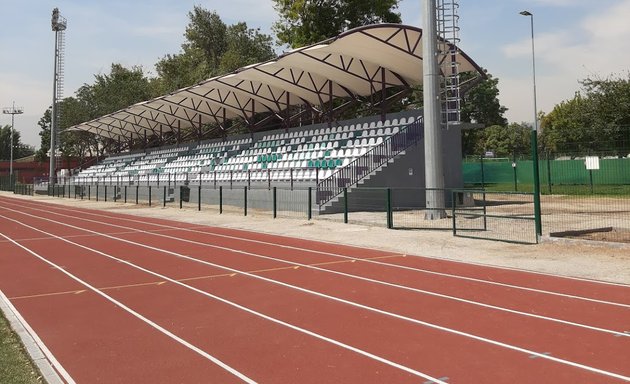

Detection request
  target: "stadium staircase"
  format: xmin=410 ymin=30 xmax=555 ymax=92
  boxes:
xmin=316 ymin=119 xmax=424 ymax=214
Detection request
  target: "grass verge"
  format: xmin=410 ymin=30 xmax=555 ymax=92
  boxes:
xmin=0 ymin=310 xmax=44 ymax=384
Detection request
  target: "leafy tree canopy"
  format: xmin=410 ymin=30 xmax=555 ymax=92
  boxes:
xmin=36 ymin=64 xmax=155 ymax=162
xmin=155 ymin=7 xmax=274 ymax=94
xmin=454 ymin=71 xmax=508 ymax=156
xmin=272 ymin=0 xmax=401 ymax=48
xmin=541 ymin=72 xmax=630 ymax=154
xmin=0 ymin=125 xmax=34 ymax=160
xmin=476 ymin=123 xmax=531 ymax=158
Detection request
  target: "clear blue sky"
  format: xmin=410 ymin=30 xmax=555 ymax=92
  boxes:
xmin=2 ymin=0 xmax=629 ymax=148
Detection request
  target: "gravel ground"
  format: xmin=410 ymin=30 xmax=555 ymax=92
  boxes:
xmin=2 ymin=192 xmax=629 ymax=285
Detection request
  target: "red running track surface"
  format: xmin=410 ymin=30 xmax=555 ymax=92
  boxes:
xmin=0 ymin=195 xmax=629 ymax=383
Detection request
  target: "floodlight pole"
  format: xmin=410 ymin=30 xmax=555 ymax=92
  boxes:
xmin=520 ymin=10 xmax=543 ymax=238
xmin=423 ymin=0 xmax=447 ymax=219
xmin=2 ymin=102 xmax=24 ymax=178
xmin=50 ymin=8 xmax=67 ymax=186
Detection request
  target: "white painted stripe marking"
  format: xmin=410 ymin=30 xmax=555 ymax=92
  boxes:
xmin=0 ymin=219 xmax=448 ymax=384
xmin=2 ymin=202 xmax=626 ymax=337
xmin=24 ymin=198 xmax=630 ymax=288
xmin=5 ymin=198 xmax=628 ymax=308
xmin=2 ymin=211 xmax=629 ymax=382
xmin=0 ymin=232 xmax=257 ymax=384
xmin=0 ymin=289 xmax=75 ymax=384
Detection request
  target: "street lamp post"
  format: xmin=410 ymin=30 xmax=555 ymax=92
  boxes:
xmin=520 ymin=10 xmax=543 ymax=238
xmin=2 ymin=102 xmax=24 ymax=180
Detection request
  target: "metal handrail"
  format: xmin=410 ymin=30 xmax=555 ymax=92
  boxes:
xmin=316 ymin=119 xmax=424 ymax=206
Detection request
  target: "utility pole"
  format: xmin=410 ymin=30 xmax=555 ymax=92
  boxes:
xmin=50 ymin=7 xmax=67 ymax=185
xmin=2 ymin=102 xmax=24 ymax=178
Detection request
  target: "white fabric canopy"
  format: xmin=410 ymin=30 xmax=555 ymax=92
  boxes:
xmin=70 ymin=24 xmax=483 ymax=140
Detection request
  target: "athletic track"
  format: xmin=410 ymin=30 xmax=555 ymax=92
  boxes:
xmin=0 ymin=195 xmax=628 ymax=383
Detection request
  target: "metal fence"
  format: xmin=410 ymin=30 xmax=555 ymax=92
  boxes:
xmin=36 ymin=182 xmax=543 ymax=244
xmin=463 ymin=155 xmax=630 ymax=194
xmin=462 ymin=153 xmax=630 ymax=243
xmin=0 ymin=175 xmax=16 ymax=191
xmin=452 ymin=190 xmax=537 ymax=244
xmin=5 ymin=173 xmax=623 ymax=247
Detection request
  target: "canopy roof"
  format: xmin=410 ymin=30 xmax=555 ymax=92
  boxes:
xmin=70 ymin=24 xmax=484 ymax=141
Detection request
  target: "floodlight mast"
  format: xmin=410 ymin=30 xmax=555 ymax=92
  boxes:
xmin=423 ymin=0 xmax=447 ymax=219
xmin=2 ymin=102 xmax=24 ymax=178
xmin=50 ymin=7 xmax=67 ymax=186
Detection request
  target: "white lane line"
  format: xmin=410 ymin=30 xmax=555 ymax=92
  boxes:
xmin=10 ymin=197 xmax=629 ymax=288
xmin=3 ymin=211 xmax=629 ymax=382
xmin=0 ymin=232 xmax=257 ymax=384
xmin=0 ymin=289 xmax=74 ymax=384
xmin=5 ymin=198 xmax=628 ymax=307
xmin=0 ymin=217 xmax=448 ymax=384
xmin=1 ymin=202 xmax=627 ymax=337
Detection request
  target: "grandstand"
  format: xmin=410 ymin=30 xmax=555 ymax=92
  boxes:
xmin=70 ymin=110 xmax=466 ymax=214
xmin=65 ymin=24 xmax=483 ymax=214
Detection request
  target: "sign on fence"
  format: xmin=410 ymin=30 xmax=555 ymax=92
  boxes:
xmin=585 ymin=156 xmax=600 ymax=170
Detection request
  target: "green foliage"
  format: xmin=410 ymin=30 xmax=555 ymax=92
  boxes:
xmin=37 ymin=64 xmax=155 ymax=161
xmin=272 ymin=0 xmax=401 ymax=48
xmin=0 ymin=125 xmax=35 ymax=160
xmin=457 ymin=71 xmax=508 ymax=156
xmin=155 ymin=7 xmax=274 ymax=94
xmin=77 ymin=64 xmax=154 ymax=119
xmin=475 ymin=123 xmax=531 ymax=157
xmin=460 ymin=71 xmax=507 ymax=127
xmin=541 ymin=73 xmax=630 ymax=155
xmin=220 ymin=23 xmax=275 ymax=73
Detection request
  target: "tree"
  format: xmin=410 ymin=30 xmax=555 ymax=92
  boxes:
xmin=155 ymin=7 xmax=275 ymax=94
xmin=540 ymin=73 xmax=630 ymax=154
xmin=0 ymin=125 xmax=34 ymax=160
xmin=452 ymin=71 xmax=507 ymax=156
xmin=476 ymin=123 xmax=531 ymax=157
xmin=272 ymin=0 xmax=401 ymax=48
xmin=219 ymin=22 xmax=275 ymax=73
xmin=77 ymin=64 xmax=154 ymax=119
xmin=2 ymin=125 xmax=34 ymax=160
xmin=36 ymin=64 xmax=155 ymax=161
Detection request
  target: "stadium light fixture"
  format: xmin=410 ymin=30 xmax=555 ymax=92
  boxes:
xmin=520 ymin=10 xmax=542 ymax=238
xmin=2 ymin=102 xmax=24 ymax=178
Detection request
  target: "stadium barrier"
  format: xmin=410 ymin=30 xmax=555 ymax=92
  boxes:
xmin=0 ymin=174 xmax=16 ymax=191
xmin=451 ymin=190 xmax=537 ymax=244
xmin=463 ymin=155 xmax=630 ymax=194
xmin=33 ymin=171 xmax=630 ymax=244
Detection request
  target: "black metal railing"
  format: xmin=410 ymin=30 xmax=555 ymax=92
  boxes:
xmin=316 ymin=120 xmax=424 ymax=206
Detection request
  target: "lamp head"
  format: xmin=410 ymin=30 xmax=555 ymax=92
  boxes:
xmin=520 ymin=10 xmax=533 ymax=16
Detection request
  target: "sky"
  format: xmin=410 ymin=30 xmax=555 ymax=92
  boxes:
xmin=1 ymin=0 xmax=630 ymax=148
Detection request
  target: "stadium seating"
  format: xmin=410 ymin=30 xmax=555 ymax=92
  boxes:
xmin=72 ymin=116 xmax=416 ymax=186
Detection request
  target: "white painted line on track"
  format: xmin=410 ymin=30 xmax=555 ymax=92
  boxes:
xmin=0 ymin=216 xmax=448 ymax=384
xmin=1 ymin=200 xmax=628 ymax=338
xmin=0 ymin=232 xmax=257 ymax=384
xmin=0 ymin=289 xmax=73 ymax=384
xmin=17 ymin=196 xmax=630 ymax=288
xmin=4 ymin=197 xmax=629 ymax=308
xmin=2 ymin=209 xmax=629 ymax=382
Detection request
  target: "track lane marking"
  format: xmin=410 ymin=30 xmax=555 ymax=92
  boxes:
xmin=2 ymin=211 xmax=629 ymax=382
xmin=0 ymin=218 xmax=449 ymax=384
xmin=2 ymin=203 xmax=627 ymax=339
xmin=0 ymin=289 xmax=76 ymax=384
xmin=0 ymin=231 xmax=257 ymax=384
xmin=16 ymin=196 xmax=629 ymax=288
xmin=0 ymin=227 xmax=205 ymax=244
xmin=10 ymin=255 xmax=405 ymax=301
xmin=4 ymin=197 xmax=628 ymax=307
